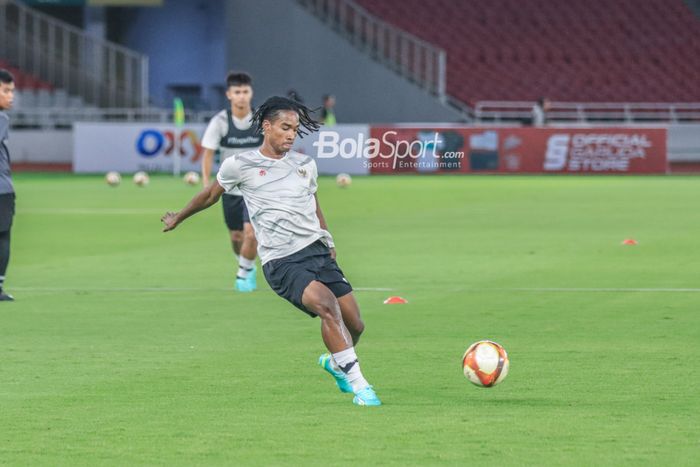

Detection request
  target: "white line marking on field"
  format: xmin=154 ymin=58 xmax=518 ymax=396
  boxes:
xmin=512 ymin=287 xmax=700 ymax=293
xmin=9 ymin=286 xmax=396 ymax=293
xmin=447 ymin=287 xmax=700 ymax=293
xmin=17 ymin=208 xmax=163 ymax=215
xmin=9 ymin=286 xmax=700 ymax=294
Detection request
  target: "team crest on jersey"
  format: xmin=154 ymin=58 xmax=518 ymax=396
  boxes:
xmin=259 ymin=169 xmax=267 ymax=177
xmin=297 ymin=167 xmax=307 ymax=178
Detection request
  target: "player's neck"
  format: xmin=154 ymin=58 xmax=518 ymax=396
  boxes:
xmin=231 ymin=104 xmax=251 ymax=120
xmin=259 ymin=142 xmax=285 ymax=159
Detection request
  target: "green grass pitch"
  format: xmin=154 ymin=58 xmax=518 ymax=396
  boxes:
xmin=2 ymin=173 xmax=699 ymax=465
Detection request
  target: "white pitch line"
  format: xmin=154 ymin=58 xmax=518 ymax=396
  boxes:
xmin=9 ymin=286 xmax=396 ymax=293
xmin=17 ymin=208 xmax=163 ymax=215
xmin=8 ymin=286 xmax=699 ymax=294
xmin=511 ymin=287 xmax=700 ymax=293
xmin=443 ymin=287 xmax=700 ymax=293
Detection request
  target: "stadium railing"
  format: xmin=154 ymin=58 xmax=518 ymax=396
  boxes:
xmin=0 ymin=0 xmax=149 ymax=108
xmin=10 ymin=108 xmax=212 ymax=128
xmin=474 ymin=101 xmax=700 ymax=124
xmin=296 ymin=0 xmax=446 ymax=101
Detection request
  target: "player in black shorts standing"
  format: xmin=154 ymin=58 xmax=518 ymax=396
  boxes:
xmin=0 ymin=69 xmax=16 ymax=301
xmin=201 ymin=72 xmax=263 ymax=292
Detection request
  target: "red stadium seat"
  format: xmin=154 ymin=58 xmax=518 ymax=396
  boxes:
xmin=355 ymin=0 xmax=700 ymax=103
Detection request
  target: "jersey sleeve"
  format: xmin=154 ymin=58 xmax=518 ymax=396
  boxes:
xmin=216 ymin=156 xmax=243 ymax=192
xmin=0 ymin=113 xmax=9 ymax=141
xmin=309 ymin=158 xmax=318 ymax=194
xmin=201 ymin=114 xmax=225 ymax=151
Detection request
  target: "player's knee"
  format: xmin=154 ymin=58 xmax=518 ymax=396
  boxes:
xmin=353 ymin=318 xmax=365 ymax=336
xmin=313 ymin=298 xmax=341 ymax=322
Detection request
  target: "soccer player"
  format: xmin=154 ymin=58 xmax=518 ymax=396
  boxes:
xmin=200 ymin=72 xmax=262 ymax=292
xmin=0 ymin=69 xmax=16 ymax=301
xmin=161 ymin=96 xmax=381 ymax=406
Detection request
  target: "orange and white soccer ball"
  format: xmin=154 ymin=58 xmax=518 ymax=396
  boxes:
xmin=336 ymin=173 xmax=352 ymax=188
xmin=133 ymin=171 xmax=150 ymax=187
xmin=183 ymin=171 xmax=200 ymax=185
xmin=105 ymin=171 xmax=121 ymax=187
xmin=462 ymin=340 xmax=510 ymax=387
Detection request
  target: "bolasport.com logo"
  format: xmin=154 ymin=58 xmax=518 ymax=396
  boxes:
xmin=135 ymin=129 xmax=204 ymax=162
xmin=312 ymin=130 xmax=465 ymax=170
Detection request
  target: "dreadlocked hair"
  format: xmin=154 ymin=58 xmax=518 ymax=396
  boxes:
xmin=251 ymin=96 xmax=320 ymax=138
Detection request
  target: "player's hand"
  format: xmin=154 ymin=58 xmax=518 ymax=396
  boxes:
xmin=161 ymin=212 xmax=180 ymax=232
xmin=330 ymin=247 xmax=336 ymax=260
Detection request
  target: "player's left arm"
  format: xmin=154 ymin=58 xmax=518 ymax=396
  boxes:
xmin=314 ymin=193 xmax=336 ymax=259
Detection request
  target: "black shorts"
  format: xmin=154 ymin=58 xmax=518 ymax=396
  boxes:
xmin=221 ymin=193 xmax=250 ymax=231
xmin=0 ymin=193 xmax=15 ymax=232
xmin=263 ymin=240 xmax=353 ymax=317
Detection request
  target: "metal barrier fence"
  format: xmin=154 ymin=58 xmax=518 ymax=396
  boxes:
xmin=0 ymin=0 xmax=149 ymax=108
xmin=474 ymin=101 xmax=700 ymax=123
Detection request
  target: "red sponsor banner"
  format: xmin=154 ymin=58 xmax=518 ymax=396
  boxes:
xmin=367 ymin=127 xmax=667 ymax=174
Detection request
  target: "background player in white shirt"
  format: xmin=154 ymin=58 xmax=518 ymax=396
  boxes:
xmin=161 ymin=96 xmax=381 ymax=406
xmin=200 ymin=72 xmax=262 ymax=292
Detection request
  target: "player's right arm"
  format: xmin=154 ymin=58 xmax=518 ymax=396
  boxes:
xmin=201 ymin=148 xmax=215 ymax=186
xmin=161 ymin=181 xmax=225 ymax=232
xmin=200 ymin=111 xmax=224 ymax=186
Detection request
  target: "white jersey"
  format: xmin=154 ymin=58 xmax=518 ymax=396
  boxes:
xmin=201 ymin=110 xmax=258 ymax=196
xmin=216 ymin=150 xmax=335 ymax=264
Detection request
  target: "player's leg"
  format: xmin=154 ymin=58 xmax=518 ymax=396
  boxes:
xmin=222 ymin=194 xmax=254 ymax=291
xmin=0 ymin=193 xmax=13 ymax=301
xmin=238 ymin=206 xmax=258 ymax=289
xmin=0 ymin=229 xmax=11 ymax=301
xmin=302 ymin=280 xmax=352 ymax=352
xmin=318 ymin=292 xmax=363 ymax=394
xmin=336 ymin=292 xmax=364 ymax=345
xmin=303 ymin=280 xmax=380 ymax=405
xmin=228 ymin=229 xmax=243 ymax=257
xmin=222 ymin=194 xmax=244 ymax=256
xmin=240 ymin=223 xmax=257 ymax=261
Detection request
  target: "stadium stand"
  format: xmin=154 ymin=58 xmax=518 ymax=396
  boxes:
xmin=0 ymin=0 xmax=148 ymax=109
xmin=0 ymin=60 xmax=53 ymax=92
xmin=354 ymin=0 xmax=700 ymax=105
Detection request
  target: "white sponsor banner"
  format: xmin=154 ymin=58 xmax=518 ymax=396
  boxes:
xmin=74 ymin=122 xmax=207 ymax=173
xmin=292 ymin=124 xmax=370 ymax=175
xmin=75 ymin=122 xmax=370 ymax=175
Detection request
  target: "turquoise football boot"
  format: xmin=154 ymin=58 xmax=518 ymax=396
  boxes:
xmin=318 ymin=353 xmax=353 ymax=393
xmin=352 ymin=386 xmax=382 ymax=406
xmin=235 ymin=276 xmax=254 ymax=292
xmin=246 ymin=264 xmax=257 ymax=290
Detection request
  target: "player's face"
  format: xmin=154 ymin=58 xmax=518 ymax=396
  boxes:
xmin=0 ymin=81 xmax=15 ymax=110
xmin=263 ymin=111 xmax=300 ymax=153
xmin=226 ymin=85 xmax=253 ymax=110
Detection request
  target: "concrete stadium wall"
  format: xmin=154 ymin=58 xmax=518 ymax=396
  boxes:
xmin=7 ymin=130 xmax=72 ymax=164
xmin=224 ymin=0 xmax=464 ymax=123
xmin=114 ymin=0 xmax=228 ymax=108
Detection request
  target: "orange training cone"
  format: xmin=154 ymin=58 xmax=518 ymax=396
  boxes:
xmin=622 ymin=239 xmax=638 ymax=245
xmin=383 ymin=296 xmax=408 ymax=304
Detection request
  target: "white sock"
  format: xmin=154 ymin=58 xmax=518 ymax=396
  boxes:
xmin=237 ymin=256 xmax=255 ymax=280
xmin=332 ymin=346 xmax=370 ymax=392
